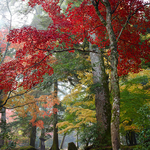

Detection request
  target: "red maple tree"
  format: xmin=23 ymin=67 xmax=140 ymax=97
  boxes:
xmin=0 ymin=0 xmax=149 ymax=149
xmin=0 ymin=0 xmax=149 ymax=93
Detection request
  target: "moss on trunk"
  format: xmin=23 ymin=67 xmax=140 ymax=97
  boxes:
xmin=90 ymin=44 xmax=111 ymax=146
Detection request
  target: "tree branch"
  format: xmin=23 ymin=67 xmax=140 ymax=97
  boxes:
xmin=0 ymin=0 xmax=12 ymax=65
xmin=0 ymin=85 xmax=38 ymax=108
xmin=37 ymin=48 xmax=101 ymax=54
xmin=111 ymin=0 xmax=122 ymax=14
xmin=117 ymin=3 xmax=150 ymax=42
xmin=4 ymin=99 xmax=46 ymax=109
xmin=92 ymin=0 xmax=106 ymax=26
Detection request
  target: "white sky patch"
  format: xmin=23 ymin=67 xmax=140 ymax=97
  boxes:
xmin=11 ymin=12 xmax=34 ymax=28
xmin=11 ymin=1 xmax=35 ymax=27
xmin=0 ymin=0 xmax=35 ymax=29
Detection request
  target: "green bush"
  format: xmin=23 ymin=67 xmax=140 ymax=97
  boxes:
xmin=134 ymin=129 xmax=150 ymax=150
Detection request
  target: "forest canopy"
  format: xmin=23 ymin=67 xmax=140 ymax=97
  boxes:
xmin=0 ymin=0 xmax=150 ymax=150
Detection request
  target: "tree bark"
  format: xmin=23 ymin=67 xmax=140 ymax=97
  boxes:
xmin=90 ymin=44 xmax=111 ymax=146
xmin=76 ymin=130 xmax=79 ymax=149
xmin=104 ymin=1 xmax=120 ymax=149
xmin=0 ymin=107 xmax=6 ymax=148
xmin=40 ymin=128 xmax=45 ymax=148
xmin=51 ymin=81 xmax=59 ymax=150
xmin=30 ymin=125 xmax=36 ymax=147
xmin=0 ymin=90 xmax=3 ymax=109
xmin=92 ymin=0 xmax=121 ymax=149
xmin=109 ymin=37 xmax=120 ymax=150
xmin=60 ymin=133 xmax=66 ymax=149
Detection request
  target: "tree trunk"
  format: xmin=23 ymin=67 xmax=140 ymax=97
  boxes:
xmin=30 ymin=125 xmax=36 ymax=147
xmin=90 ymin=44 xmax=111 ymax=146
xmin=40 ymin=128 xmax=45 ymax=139
xmin=76 ymin=130 xmax=79 ymax=149
xmin=126 ymin=131 xmax=137 ymax=146
xmin=0 ymin=107 xmax=6 ymax=148
xmin=0 ymin=90 xmax=4 ymax=109
xmin=40 ymin=128 xmax=45 ymax=149
xmin=104 ymin=1 xmax=120 ymax=149
xmin=59 ymin=133 xmax=66 ymax=149
xmin=51 ymin=81 xmax=59 ymax=150
xmin=92 ymin=0 xmax=121 ymax=149
xmin=109 ymin=39 xmax=120 ymax=150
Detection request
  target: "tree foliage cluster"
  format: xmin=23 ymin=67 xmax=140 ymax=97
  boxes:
xmin=0 ymin=0 xmax=150 ymax=150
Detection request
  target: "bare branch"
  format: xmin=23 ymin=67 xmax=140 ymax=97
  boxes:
xmin=0 ymin=0 xmax=12 ymax=65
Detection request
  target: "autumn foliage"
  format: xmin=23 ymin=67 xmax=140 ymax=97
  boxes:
xmin=0 ymin=0 xmax=149 ymax=102
xmin=5 ymin=90 xmax=60 ymax=128
xmin=0 ymin=1 xmax=149 ymax=149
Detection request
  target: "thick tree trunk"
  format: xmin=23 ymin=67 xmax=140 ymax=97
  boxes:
xmin=30 ymin=125 xmax=36 ymax=147
xmin=51 ymin=81 xmax=59 ymax=150
xmin=110 ymin=44 xmax=120 ymax=150
xmin=92 ymin=1 xmax=121 ymax=148
xmin=90 ymin=44 xmax=111 ymax=146
xmin=0 ymin=107 xmax=6 ymax=148
xmin=40 ymin=128 xmax=46 ymax=150
xmin=104 ymin=1 xmax=120 ymax=149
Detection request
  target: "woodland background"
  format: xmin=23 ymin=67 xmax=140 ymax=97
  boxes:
xmin=0 ymin=0 xmax=150 ymax=150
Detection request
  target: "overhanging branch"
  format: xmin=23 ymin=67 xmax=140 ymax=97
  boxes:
xmin=92 ymin=0 xmax=107 ymax=26
xmin=117 ymin=3 xmax=150 ymax=42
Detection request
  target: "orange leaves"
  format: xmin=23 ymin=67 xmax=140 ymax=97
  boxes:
xmin=35 ymin=120 xmax=44 ymax=128
xmin=9 ymin=89 xmax=60 ymax=128
xmin=29 ymin=116 xmax=44 ymax=129
xmin=37 ymin=94 xmax=59 ymax=117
